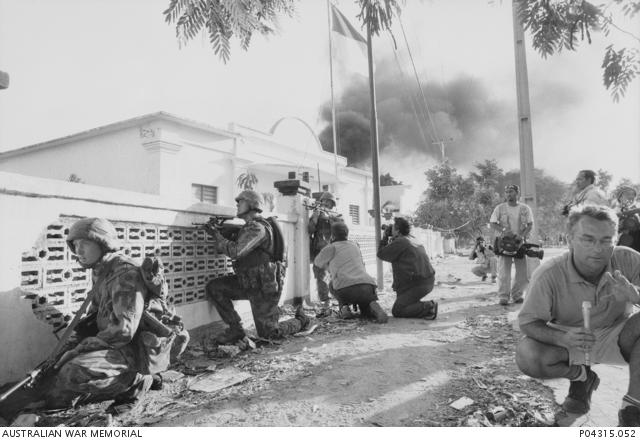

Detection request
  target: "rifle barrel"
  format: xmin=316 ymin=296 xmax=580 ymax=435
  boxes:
xmin=0 ymin=372 xmax=37 ymax=402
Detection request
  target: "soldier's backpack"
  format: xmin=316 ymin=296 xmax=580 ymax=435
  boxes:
xmin=257 ymin=216 xmax=288 ymax=293
xmin=121 ymin=255 xmax=189 ymax=374
xmin=258 ymin=216 xmax=287 ymax=266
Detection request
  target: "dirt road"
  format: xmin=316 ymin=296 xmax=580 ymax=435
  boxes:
xmin=35 ymin=247 xmax=625 ymax=427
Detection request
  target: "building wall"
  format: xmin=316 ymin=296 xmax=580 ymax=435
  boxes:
xmin=0 ymin=129 xmax=157 ymax=194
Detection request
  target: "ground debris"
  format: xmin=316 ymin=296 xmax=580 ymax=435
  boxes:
xmin=449 ymin=397 xmax=474 ymax=410
xmin=188 ymin=367 xmax=252 ymax=393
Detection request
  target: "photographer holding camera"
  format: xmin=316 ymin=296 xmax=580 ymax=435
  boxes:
xmin=377 ymin=217 xmax=438 ymax=320
xmin=490 ymin=184 xmax=534 ymax=306
xmin=470 ymin=236 xmax=497 ymax=282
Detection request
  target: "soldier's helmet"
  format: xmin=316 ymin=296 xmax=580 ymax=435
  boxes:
xmin=319 ymin=192 xmax=336 ymax=208
xmin=66 ymin=217 xmax=121 ymax=253
xmin=617 ymin=186 xmax=637 ymax=203
xmin=235 ymin=190 xmax=264 ymax=213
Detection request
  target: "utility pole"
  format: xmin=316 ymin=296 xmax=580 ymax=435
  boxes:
xmin=367 ymin=17 xmax=384 ymax=288
xmin=512 ymin=0 xmax=537 ymax=241
xmin=432 ymin=140 xmax=446 ymax=162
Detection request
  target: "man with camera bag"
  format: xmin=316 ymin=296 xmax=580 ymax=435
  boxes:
xmin=490 ymin=185 xmax=534 ymax=305
xmin=377 ymin=217 xmax=437 ymax=319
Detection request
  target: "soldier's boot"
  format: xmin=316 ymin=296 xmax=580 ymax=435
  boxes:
xmin=316 ymin=300 xmax=332 ymax=318
xmin=339 ymin=305 xmax=356 ymax=319
xmin=106 ymin=374 xmax=153 ymax=416
xmin=295 ymin=305 xmax=311 ymax=331
xmin=215 ymin=323 xmax=246 ymax=345
xmin=368 ymin=301 xmax=388 ymax=323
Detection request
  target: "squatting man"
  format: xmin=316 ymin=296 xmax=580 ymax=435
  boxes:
xmin=516 ymin=205 xmax=640 ymax=426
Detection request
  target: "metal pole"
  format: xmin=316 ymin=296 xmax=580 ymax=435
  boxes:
xmin=367 ymin=19 xmax=383 ymax=287
xmin=512 ymin=0 xmax=538 ymax=241
xmin=327 ymin=0 xmax=340 ymax=184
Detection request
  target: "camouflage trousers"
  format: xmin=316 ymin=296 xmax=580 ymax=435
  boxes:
xmin=206 ymin=274 xmax=304 ymax=339
xmin=312 ymin=265 xmax=330 ymax=302
xmin=45 ymin=347 xmax=150 ymax=408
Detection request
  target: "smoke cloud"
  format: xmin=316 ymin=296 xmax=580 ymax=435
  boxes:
xmin=318 ymin=58 xmax=520 ymax=170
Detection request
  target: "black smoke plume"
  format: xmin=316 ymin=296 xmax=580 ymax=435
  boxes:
xmin=318 ymin=59 xmax=519 ymax=169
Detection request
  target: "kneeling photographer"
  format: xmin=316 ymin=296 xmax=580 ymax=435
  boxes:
xmin=490 ymin=185 xmax=535 ymax=306
xmin=377 ymin=217 xmax=438 ymax=320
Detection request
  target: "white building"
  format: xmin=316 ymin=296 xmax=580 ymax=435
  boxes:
xmin=0 ymin=111 xmax=374 ymax=225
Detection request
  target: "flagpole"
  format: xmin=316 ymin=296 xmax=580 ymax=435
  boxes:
xmin=326 ymin=0 xmax=339 ymax=186
xmin=367 ymin=17 xmax=383 ymax=288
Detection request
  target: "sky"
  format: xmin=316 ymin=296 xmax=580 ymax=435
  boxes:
xmin=0 ymin=0 xmax=638 ymax=205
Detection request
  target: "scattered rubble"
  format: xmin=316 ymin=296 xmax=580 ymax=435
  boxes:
xmin=188 ymin=367 xmax=252 ymax=393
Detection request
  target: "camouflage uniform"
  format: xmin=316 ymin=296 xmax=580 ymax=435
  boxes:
xmin=309 ymin=211 xmax=342 ymax=303
xmin=206 ymin=217 xmax=305 ymax=339
xmin=45 ymin=253 xmax=152 ymax=407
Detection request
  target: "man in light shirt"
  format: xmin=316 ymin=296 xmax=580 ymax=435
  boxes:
xmin=313 ymin=222 xmax=387 ymax=323
xmin=490 ymin=184 xmax=534 ymax=305
xmin=516 ymin=205 xmax=640 ymax=426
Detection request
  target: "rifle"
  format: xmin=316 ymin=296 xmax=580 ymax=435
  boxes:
xmin=302 ymin=201 xmax=340 ymax=217
xmin=0 ymin=288 xmax=97 ymax=403
xmin=192 ymin=215 xmax=241 ymax=240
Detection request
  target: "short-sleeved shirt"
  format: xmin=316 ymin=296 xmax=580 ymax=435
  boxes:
xmin=314 ymin=240 xmax=376 ymax=290
xmin=518 ymin=247 xmax=640 ymax=330
xmin=572 ymin=184 xmax=608 ymax=208
xmin=490 ymin=202 xmax=534 ymax=236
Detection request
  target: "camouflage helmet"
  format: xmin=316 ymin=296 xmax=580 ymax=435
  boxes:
xmin=319 ymin=191 xmax=337 ymax=207
xmin=235 ymin=190 xmax=264 ymax=213
xmin=617 ymin=186 xmax=637 ymax=202
xmin=66 ymin=217 xmax=121 ymax=253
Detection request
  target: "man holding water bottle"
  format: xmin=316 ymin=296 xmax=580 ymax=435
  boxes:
xmin=515 ymin=205 xmax=640 ymax=426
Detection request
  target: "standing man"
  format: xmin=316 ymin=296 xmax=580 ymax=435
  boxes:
xmin=562 ymin=170 xmax=608 ymax=215
xmin=313 ymin=222 xmax=388 ymax=322
xmin=516 ymin=205 xmax=640 ymax=425
xmin=377 ymin=217 xmax=438 ymax=320
xmin=490 ymin=184 xmax=534 ymax=305
xmin=206 ymin=190 xmax=309 ymax=344
xmin=308 ymin=191 xmax=343 ymax=317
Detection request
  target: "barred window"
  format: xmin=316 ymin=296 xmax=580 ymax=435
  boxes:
xmin=192 ymin=184 xmax=218 ymax=204
xmin=349 ymin=204 xmax=360 ymax=225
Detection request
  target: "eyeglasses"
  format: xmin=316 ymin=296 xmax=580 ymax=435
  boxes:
xmin=576 ymin=236 xmax=614 ymax=249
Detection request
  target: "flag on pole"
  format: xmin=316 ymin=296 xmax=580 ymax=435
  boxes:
xmin=331 ymin=4 xmax=366 ymax=46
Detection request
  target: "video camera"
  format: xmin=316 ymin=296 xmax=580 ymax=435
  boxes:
xmin=493 ymin=235 xmax=544 ymax=260
xmin=381 ymin=224 xmax=393 ymax=237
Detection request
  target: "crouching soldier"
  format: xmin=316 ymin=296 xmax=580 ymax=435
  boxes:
xmin=206 ymin=190 xmax=310 ymax=344
xmin=313 ymin=222 xmax=388 ymax=322
xmin=44 ymin=218 xmax=159 ymax=415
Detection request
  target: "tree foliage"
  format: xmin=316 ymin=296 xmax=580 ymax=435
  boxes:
xmin=164 ymin=0 xmax=401 ymax=63
xmin=516 ymin=0 xmax=640 ymax=101
xmin=596 ymin=168 xmax=613 ymax=193
xmin=236 ymin=171 xmax=258 ymax=190
xmin=415 ymin=160 xmax=573 ymax=244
